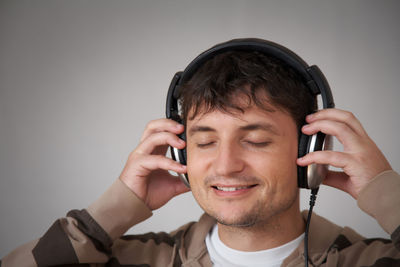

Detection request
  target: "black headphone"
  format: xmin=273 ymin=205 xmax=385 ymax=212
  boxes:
xmin=166 ymin=38 xmax=335 ymax=190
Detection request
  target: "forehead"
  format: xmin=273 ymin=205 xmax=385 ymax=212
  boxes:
xmin=184 ymin=86 xmax=276 ymax=120
xmin=186 ymin=103 xmax=296 ymax=136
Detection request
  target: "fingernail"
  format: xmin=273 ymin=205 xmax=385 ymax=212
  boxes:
xmin=297 ymin=157 xmax=305 ymax=163
xmin=306 ymin=114 xmax=314 ymax=121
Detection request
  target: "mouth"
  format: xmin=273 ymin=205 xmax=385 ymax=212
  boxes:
xmin=210 ymin=184 xmax=258 ymax=197
xmin=212 ymin=185 xmax=257 ymax=192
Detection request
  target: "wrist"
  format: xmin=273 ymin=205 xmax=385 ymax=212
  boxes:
xmin=87 ymin=179 xmax=152 ymax=240
xmin=357 ymin=170 xmax=400 ymax=234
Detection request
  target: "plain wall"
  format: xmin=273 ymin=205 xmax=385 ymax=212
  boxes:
xmin=1 ymin=0 xmax=399 ymax=257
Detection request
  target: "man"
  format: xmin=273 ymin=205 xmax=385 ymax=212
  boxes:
xmin=1 ymin=39 xmax=399 ymax=266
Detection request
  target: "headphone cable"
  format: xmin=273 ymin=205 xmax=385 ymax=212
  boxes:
xmin=304 ymin=187 xmax=319 ymax=267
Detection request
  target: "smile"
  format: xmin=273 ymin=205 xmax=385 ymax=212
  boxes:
xmin=212 ymin=184 xmax=257 ymax=192
xmin=215 ymin=186 xmax=253 ymax=191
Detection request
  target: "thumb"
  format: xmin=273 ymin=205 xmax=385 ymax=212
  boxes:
xmin=172 ymin=178 xmax=191 ymax=196
xmin=322 ymin=171 xmax=357 ymax=198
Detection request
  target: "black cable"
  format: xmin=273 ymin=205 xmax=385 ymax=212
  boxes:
xmin=304 ymin=187 xmax=319 ymax=267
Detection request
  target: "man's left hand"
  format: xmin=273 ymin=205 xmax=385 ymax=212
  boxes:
xmin=296 ymin=108 xmax=392 ymax=199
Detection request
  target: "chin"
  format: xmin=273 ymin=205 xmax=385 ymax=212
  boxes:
xmin=215 ymin=215 xmax=258 ymax=228
xmin=206 ymin=204 xmax=263 ymax=228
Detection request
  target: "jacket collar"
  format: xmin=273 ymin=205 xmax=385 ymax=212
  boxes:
xmin=282 ymin=211 xmax=345 ymax=266
xmin=180 ymin=211 xmax=346 ymax=266
xmin=180 ymin=213 xmax=215 ymax=266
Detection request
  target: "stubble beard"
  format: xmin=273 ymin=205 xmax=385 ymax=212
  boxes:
xmin=202 ymin=187 xmax=299 ymax=231
xmin=192 ymin=174 xmax=299 ymax=230
xmin=213 ymin=199 xmax=264 ymax=228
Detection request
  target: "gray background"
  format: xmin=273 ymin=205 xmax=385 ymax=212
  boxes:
xmin=1 ymin=0 xmax=399 ymax=257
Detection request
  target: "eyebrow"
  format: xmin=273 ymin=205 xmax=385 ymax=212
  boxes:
xmin=188 ymin=123 xmax=280 ymax=137
xmin=188 ymin=126 xmax=216 ymax=137
xmin=240 ymin=123 xmax=280 ymax=135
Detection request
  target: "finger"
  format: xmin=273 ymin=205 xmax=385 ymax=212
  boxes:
xmin=175 ymin=182 xmax=191 ymax=195
xmin=167 ymin=176 xmax=191 ymax=195
xmin=144 ymin=175 xmax=191 ymax=210
xmin=323 ymin=170 xmax=349 ymax=189
xmin=322 ymin=171 xmax=357 ymax=198
xmin=141 ymin=119 xmax=184 ymax=142
xmin=137 ymin=155 xmax=187 ymax=175
xmin=306 ymin=109 xmax=366 ymax=137
xmin=137 ymin=131 xmax=186 ymax=155
xmin=301 ymin=119 xmax=361 ymax=148
xmin=297 ymin=150 xmax=353 ymax=170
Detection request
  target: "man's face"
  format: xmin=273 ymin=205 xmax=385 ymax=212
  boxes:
xmin=186 ymin=99 xmax=299 ymax=228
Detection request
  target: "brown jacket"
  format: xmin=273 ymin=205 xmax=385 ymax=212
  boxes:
xmin=2 ymin=170 xmax=400 ymax=266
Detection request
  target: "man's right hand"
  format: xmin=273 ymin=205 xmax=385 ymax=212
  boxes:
xmin=119 ymin=119 xmax=189 ymax=210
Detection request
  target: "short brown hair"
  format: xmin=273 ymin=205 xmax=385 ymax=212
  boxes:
xmin=180 ymin=50 xmax=317 ymax=131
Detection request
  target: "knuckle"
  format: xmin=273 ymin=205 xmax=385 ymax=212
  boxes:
xmin=142 ymin=154 xmax=163 ymax=167
xmin=145 ymin=119 xmax=158 ymax=129
xmin=323 ymin=120 xmax=347 ymax=136
xmin=151 ymin=154 xmax=163 ymax=161
xmin=148 ymin=131 xmax=167 ymax=143
xmin=156 ymin=131 xmax=174 ymax=143
xmin=327 ymin=151 xmax=338 ymax=161
xmin=336 ymin=122 xmax=348 ymax=133
xmin=155 ymin=155 xmax=175 ymax=169
xmin=343 ymin=111 xmax=355 ymax=121
xmin=129 ymin=149 xmax=143 ymax=160
xmin=145 ymin=119 xmax=178 ymax=133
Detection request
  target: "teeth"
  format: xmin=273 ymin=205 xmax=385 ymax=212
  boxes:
xmin=216 ymin=186 xmax=250 ymax=192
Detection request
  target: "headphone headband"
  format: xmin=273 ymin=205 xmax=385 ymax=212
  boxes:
xmin=181 ymin=38 xmax=309 ymax=85
xmin=170 ymin=38 xmax=334 ymax=109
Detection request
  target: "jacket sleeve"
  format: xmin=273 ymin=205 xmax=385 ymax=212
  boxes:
xmin=357 ymin=170 xmax=400 ymax=250
xmin=0 ymin=179 xmax=153 ymax=266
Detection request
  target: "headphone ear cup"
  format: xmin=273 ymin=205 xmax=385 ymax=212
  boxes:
xmin=178 ymin=131 xmax=190 ymax=188
xmin=169 ymin=130 xmax=190 ymax=188
xmin=298 ymin=131 xmax=331 ymax=189
xmin=178 ymin=131 xmax=187 ymax=165
xmin=297 ymin=133 xmax=310 ymax=188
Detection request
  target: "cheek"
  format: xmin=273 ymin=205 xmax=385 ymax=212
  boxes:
xmin=251 ymin=143 xmax=298 ymax=186
xmin=186 ymin=144 xmax=196 ymax=176
xmin=186 ymin=152 xmax=210 ymax=208
xmin=186 ymin=139 xmax=215 ymax=166
xmin=186 ymin=145 xmax=206 ymax=186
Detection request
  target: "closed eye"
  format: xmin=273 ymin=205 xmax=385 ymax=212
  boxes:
xmin=196 ymin=142 xmax=215 ymax=148
xmin=245 ymin=141 xmax=271 ymax=147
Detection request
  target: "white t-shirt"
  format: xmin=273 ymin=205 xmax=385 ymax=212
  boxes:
xmin=205 ymin=224 xmax=304 ymax=267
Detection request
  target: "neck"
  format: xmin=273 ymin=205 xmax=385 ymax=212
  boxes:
xmin=217 ymin=199 xmax=305 ymax=251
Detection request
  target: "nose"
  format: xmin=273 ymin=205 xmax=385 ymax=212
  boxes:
xmin=213 ymin=141 xmax=245 ymax=177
